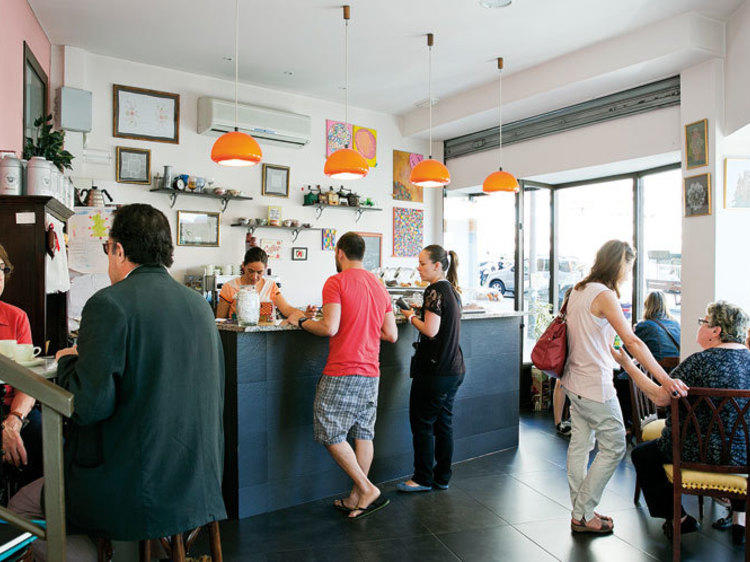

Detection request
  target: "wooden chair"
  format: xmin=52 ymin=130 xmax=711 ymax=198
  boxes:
xmin=629 ymin=365 xmax=667 ymax=504
xmin=96 ymin=521 xmax=222 ymax=562
xmin=667 ymin=388 xmax=750 ymax=562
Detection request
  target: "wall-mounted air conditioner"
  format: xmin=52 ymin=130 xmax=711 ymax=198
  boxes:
xmin=197 ymin=97 xmax=311 ymax=148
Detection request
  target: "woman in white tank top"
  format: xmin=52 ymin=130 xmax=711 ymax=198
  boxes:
xmin=562 ymin=240 xmax=688 ymax=534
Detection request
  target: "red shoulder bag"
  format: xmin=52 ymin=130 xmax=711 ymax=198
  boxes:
xmin=531 ymin=301 xmax=568 ymax=379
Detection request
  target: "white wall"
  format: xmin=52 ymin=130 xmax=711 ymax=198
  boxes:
xmin=447 ymin=106 xmax=681 ymax=190
xmin=725 ymin=0 xmax=750 ymax=136
xmin=60 ymin=48 xmax=442 ymax=305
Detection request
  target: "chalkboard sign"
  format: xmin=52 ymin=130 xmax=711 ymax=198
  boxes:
xmin=356 ymin=232 xmax=382 ymax=271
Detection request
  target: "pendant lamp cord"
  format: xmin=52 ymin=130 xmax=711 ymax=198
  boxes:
xmin=234 ymin=0 xmax=239 ymax=132
xmin=497 ymin=68 xmax=502 ymax=169
xmin=428 ymin=39 xmax=433 ymax=159
xmin=345 ymin=17 xmax=350 ymax=147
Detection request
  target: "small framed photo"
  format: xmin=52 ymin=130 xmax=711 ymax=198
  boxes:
xmin=177 ymin=210 xmax=220 ymax=247
xmin=292 ymin=247 xmax=308 ymax=261
xmin=683 ymin=173 xmax=712 ymax=217
xmin=113 ymin=84 xmax=180 ymax=144
xmin=116 ymin=147 xmax=151 ymax=184
xmin=724 ymin=157 xmax=750 ymax=209
xmin=268 ymin=205 xmax=282 ymax=225
xmin=685 ymin=119 xmax=708 ymax=169
xmin=262 ymin=164 xmax=290 ymax=198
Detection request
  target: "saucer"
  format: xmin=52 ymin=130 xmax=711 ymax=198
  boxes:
xmin=16 ymin=358 xmax=44 ymax=368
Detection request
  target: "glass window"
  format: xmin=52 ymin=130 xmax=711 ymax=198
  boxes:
xmin=523 ymin=187 xmax=552 ymax=362
xmin=556 ymin=179 xmax=634 ymax=316
xmin=443 ymin=190 xmax=516 ymax=311
xmin=641 ymin=169 xmax=682 ymax=321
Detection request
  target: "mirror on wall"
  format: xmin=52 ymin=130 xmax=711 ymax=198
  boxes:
xmin=23 ymin=41 xmax=48 ymax=145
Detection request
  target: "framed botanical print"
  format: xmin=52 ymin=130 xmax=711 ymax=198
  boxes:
xmin=683 ymin=173 xmax=711 ymax=217
xmin=115 ymin=147 xmax=151 ymax=184
xmin=724 ymin=157 xmax=750 ymax=209
xmin=262 ymin=164 xmax=290 ymax=198
xmin=113 ymin=84 xmax=180 ymax=144
xmin=177 ymin=211 xmax=220 ymax=246
xmin=685 ymin=119 xmax=708 ymax=169
xmin=292 ymin=247 xmax=308 ymax=261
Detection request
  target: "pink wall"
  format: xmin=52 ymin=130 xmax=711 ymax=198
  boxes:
xmin=0 ymin=0 xmax=51 ymax=157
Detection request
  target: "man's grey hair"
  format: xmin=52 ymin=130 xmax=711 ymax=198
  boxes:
xmin=706 ymin=301 xmax=750 ymax=344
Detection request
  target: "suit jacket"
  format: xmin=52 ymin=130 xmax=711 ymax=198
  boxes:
xmin=57 ymin=265 xmax=226 ymax=540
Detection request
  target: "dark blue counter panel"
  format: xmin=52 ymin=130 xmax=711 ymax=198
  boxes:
xmin=220 ymin=315 xmax=521 ymax=519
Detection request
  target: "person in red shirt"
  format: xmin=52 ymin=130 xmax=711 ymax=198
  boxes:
xmin=0 ymin=244 xmax=43 ymax=486
xmin=287 ymin=232 xmax=397 ymax=520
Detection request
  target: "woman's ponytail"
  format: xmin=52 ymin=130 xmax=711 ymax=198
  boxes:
xmin=447 ymin=250 xmax=460 ymax=291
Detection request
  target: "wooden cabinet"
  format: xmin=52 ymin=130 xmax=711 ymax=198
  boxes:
xmin=0 ymin=196 xmax=73 ymax=354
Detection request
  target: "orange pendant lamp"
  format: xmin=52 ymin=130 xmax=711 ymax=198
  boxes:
xmin=324 ymin=5 xmax=369 ymax=180
xmin=410 ymin=33 xmax=450 ymax=188
xmin=211 ymin=0 xmax=262 ymax=167
xmin=483 ymin=57 xmax=518 ymax=192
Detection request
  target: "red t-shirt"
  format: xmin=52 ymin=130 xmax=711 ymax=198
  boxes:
xmin=322 ymin=268 xmax=392 ymax=377
xmin=0 ymin=300 xmax=33 ymax=405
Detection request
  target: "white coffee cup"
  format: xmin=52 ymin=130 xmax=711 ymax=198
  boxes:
xmin=14 ymin=344 xmax=41 ymax=362
xmin=0 ymin=340 xmax=16 ymax=358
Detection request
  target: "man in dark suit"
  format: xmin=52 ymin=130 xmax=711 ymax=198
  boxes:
xmin=10 ymin=204 xmax=226 ymax=559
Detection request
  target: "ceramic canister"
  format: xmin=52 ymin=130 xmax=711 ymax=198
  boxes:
xmin=0 ymin=156 xmax=23 ymax=195
xmin=26 ymin=157 xmax=52 ymax=196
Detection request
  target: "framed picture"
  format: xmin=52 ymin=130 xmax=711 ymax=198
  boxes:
xmin=724 ymin=157 xmax=750 ymax=209
xmin=268 ymin=206 xmax=282 ymax=225
xmin=322 ymin=228 xmax=336 ymax=251
xmin=113 ymin=84 xmax=180 ymax=144
xmin=355 ymin=232 xmax=382 ymax=271
xmin=261 ymin=239 xmax=282 ymax=260
xmin=292 ymin=247 xmax=308 ymax=261
xmin=176 ymin=211 xmax=220 ymax=247
xmin=393 ymin=207 xmax=424 ymax=257
xmin=115 ymin=147 xmax=151 ymax=184
xmin=685 ymin=119 xmax=708 ymax=169
xmin=683 ymin=173 xmax=712 ymax=217
xmin=262 ymin=164 xmax=290 ymax=198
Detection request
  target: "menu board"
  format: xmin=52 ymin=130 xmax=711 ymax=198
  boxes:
xmin=356 ymin=232 xmax=382 ymax=272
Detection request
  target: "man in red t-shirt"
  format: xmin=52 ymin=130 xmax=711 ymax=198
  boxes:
xmin=288 ymin=232 xmax=397 ymax=520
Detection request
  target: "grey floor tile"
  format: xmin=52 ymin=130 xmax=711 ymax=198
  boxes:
xmin=437 ymin=525 xmax=557 ymax=561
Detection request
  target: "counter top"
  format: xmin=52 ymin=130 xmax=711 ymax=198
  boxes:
xmin=216 ymin=309 xmax=528 ymax=333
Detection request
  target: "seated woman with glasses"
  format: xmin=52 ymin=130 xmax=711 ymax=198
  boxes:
xmin=215 ymin=247 xmax=300 ymax=321
xmin=0 ymin=243 xmax=43 ymax=487
xmin=613 ymin=300 xmax=750 ymax=544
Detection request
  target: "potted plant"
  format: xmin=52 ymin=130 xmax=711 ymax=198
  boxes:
xmin=23 ymin=114 xmax=74 ymax=172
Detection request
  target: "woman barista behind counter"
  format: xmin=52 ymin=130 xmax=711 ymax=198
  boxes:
xmin=216 ymin=247 xmax=298 ymax=320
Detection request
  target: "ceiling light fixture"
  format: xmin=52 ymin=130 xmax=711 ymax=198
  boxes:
xmin=324 ymin=5 xmax=369 ymax=180
xmin=483 ymin=57 xmax=518 ymax=193
xmin=479 ymin=0 xmax=512 ymax=8
xmin=409 ymin=33 xmax=451 ymax=188
xmin=211 ymin=0 xmax=262 ymax=167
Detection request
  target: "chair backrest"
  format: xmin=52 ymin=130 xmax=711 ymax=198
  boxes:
xmin=629 ymin=365 xmax=659 ymax=442
xmin=658 ymin=357 xmax=680 ymax=372
xmin=671 ymin=387 xmax=750 ymax=475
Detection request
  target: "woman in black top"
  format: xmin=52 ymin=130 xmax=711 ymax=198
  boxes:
xmin=398 ymin=245 xmax=466 ymax=492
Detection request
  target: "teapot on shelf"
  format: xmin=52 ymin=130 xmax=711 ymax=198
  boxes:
xmin=77 ymin=185 xmax=113 ymax=207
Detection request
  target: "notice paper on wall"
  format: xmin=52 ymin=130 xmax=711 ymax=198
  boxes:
xmin=68 ymin=207 xmax=115 ymax=274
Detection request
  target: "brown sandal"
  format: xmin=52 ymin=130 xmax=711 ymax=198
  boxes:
xmin=571 ymin=516 xmax=614 ymax=534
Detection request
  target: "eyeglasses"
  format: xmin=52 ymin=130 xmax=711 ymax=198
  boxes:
xmin=102 ymin=241 xmax=112 ymax=255
xmin=0 ymin=266 xmax=10 ymax=276
xmin=698 ymin=318 xmax=711 ymax=326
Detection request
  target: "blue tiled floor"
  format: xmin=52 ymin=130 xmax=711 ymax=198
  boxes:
xmin=198 ymin=411 xmax=746 ymax=561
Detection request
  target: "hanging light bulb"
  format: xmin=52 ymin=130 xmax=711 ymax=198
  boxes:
xmin=410 ymin=33 xmax=451 ymax=188
xmin=324 ymin=5 xmax=369 ymax=180
xmin=483 ymin=57 xmax=518 ymax=193
xmin=211 ymin=0 xmax=262 ymax=167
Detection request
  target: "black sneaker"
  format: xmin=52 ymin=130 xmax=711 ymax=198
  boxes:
xmin=663 ymin=515 xmax=700 ymax=539
xmin=556 ymin=421 xmax=571 ymax=437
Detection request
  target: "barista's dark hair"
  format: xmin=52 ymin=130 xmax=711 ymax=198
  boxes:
xmin=243 ymin=246 xmax=268 ymax=266
xmin=0 ymin=243 xmax=13 ymax=279
xmin=109 ymin=204 xmax=173 ymax=267
xmin=336 ymin=232 xmax=365 ymax=261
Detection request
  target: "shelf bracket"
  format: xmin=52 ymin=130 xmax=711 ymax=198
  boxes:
xmin=314 ymin=206 xmax=324 ymax=220
xmin=168 ymin=192 xmax=178 ymax=208
xmin=221 ymin=197 xmax=230 ymax=213
xmin=355 ymin=208 xmax=364 ymax=222
xmin=290 ymin=229 xmax=301 ymax=243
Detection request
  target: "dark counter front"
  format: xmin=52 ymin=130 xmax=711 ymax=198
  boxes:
xmin=219 ymin=313 xmax=522 ymax=519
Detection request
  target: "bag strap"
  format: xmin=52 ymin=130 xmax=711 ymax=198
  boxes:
xmin=652 ymin=318 xmax=680 ymax=351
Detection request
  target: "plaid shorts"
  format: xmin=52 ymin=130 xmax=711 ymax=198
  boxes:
xmin=313 ymin=375 xmax=379 ymax=446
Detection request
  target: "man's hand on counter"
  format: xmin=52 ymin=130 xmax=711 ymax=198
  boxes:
xmin=284 ymin=309 xmax=305 ymax=327
xmin=55 ymin=345 xmax=78 ymax=361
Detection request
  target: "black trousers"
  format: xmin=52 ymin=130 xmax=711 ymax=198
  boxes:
xmin=631 ymin=439 xmax=745 ymax=519
xmin=409 ymin=374 xmax=464 ymax=487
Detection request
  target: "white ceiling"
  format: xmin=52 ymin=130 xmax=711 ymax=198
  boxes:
xmin=30 ymin=0 xmax=743 ymax=116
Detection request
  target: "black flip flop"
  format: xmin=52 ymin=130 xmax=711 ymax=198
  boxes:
xmin=348 ymin=496 xmax=390 ymax=521
xmin=333 ymin=498 xmax=355 ymax=512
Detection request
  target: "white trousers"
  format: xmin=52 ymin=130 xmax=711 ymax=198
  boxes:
xmin=565 ymin=390 xmax=627 ymax=521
